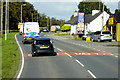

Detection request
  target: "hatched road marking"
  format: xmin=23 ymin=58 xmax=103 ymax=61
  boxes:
xmin=24 ymin=52 xmax=113 ymax=57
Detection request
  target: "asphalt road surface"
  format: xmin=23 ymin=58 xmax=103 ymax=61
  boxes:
xmin=16 ymin=32 xmax=118 ymax=79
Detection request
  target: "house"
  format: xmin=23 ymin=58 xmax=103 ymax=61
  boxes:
xmin=66 ymin=10 xmax=110 ymax=35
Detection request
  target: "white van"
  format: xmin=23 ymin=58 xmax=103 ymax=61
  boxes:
xmin=22 ymin=22 xmax=40 ymax=43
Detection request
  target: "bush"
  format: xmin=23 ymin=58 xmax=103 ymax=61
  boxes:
xmin=60 ymin=25 xmax=71 ymax=32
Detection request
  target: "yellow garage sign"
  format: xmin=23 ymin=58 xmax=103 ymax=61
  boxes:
xmin=108 ymin=17 xmax=113 ymax=25
xmin=18 ymin=23 xmax=21 ymax=29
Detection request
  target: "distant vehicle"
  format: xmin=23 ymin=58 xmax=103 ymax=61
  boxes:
xmin=19 ymin=23 xmax=23 ymax=35
xmin=22 ymin=22 xmax=40 ymax=43
xmin=91 ymin=30 xmax=112 ymax=42
xmin=31 ymin=38 xmax=55 ymax=56
xmin=82 ymin=32 xmax=95 ymax=40
xmin=51 ymin=26 xmax=56 ymax=32
xmin=43 ymin=28 xmax=49 ymax=32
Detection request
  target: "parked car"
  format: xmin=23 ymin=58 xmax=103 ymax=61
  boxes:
xmin=31 ymin=38 xmax=55 ymax=56
xmin=43 ymin=28 xmax=49 ymax=32
xmin=82 ymin=32 xmax=95 ymax=40
xmin=91 ymin=30 xmax=112 ymax=42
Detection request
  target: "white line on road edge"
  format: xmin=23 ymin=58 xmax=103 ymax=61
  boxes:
xmin=75 ymin=59 xmax=84 ymax=67
xmin=57 ymin=48 xmax=63 ymax=52
xmin=87 ymin=70 xmax=97 ymax=78
xmin=15 ymin=34 xmax=24 ymax=80
xmin=65 ymin=53 xmax=72 ymax=58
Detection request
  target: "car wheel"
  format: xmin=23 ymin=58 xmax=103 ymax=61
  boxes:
xmin=109 ymin=40 xmax=112 ymax=42
xmin=98 ymin=38 xmax=101 ymax=42
xmin=91 ymin=38 xmax=94 ymax=42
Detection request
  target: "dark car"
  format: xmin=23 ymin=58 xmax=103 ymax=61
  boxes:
xmin=31 ymin=38 xmax=55 ymax=56
xmin=43 ymin=28 xmax=49 ymax=32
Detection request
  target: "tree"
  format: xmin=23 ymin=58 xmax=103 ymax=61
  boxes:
xmin=115 ymin=9 xmax=120 ymax=14
xmin=78 ymin=0 xmax=111 ymax=14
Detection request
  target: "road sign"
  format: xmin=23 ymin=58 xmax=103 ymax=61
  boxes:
xmin=108 ymin=17 xmax=113 ymax=25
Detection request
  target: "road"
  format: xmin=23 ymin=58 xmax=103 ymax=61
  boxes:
xmin=16 ymin=32 xmax=118 ymax=79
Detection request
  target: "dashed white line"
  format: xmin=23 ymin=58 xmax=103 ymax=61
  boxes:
xmin=87 ymin=70 xmax=97 ymax=78
xmin=65 ymin=53 xmax=72 ymax=58
xmin=93 ymin=48 xmax=96 ymax=49
xmin=57 ymin=53 xmax=59 ymax=55
xmin=115 ymin=56 xmax=118 ymax=58
xmin=97 ymin=50 xmax=101 ymax=51
xmin=75 ymin=59 xmax=84 ymax=67
xmin=57 ymin=48 xmax=63 ymax=52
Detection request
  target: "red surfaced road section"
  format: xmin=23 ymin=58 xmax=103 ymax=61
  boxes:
xmin=24 ymin=52 xmax=112 ymax=57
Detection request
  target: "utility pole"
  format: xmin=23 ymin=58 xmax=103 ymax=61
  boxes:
xmin=21 ymin=4 xmax=26 ymax=23
xmin=1 ymin=0 xmax=3 ymax=38
xmin=5 ymin=0 xmax=8 ymax=40
xmin=32 ymin=13 xmax=33 ymax=22
xmin=102 ymin=0 xmax=104 ymax=27
xmin=7 ymin=0 xmax=9 ymax=33
xmin=37 ymin=13 xmax=38 ymax=22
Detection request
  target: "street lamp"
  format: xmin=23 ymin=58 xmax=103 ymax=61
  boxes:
xmin=21 ymin=4 xmax=26 ymax=23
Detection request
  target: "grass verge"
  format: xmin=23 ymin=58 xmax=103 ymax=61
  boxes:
xmin=54 ymin=32 xmax=70 ymax=36
xmin=2 ymin=32 xmax=19 ymax=79
xmin=0 ymin=38 xmax=2 ymax=80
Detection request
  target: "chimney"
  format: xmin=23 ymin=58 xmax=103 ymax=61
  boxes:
xmin=74 ymin=11 xmax=78 ymax=17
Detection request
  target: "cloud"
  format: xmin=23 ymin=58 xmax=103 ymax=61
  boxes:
xmin=32 ymin=2 xmax=79 ymax=21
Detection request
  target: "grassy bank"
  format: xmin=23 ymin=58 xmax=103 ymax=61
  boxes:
xmin=0 ymin=38 xmax=2 ymax=80
xmin=2 ymin=32 xmax=19 ymax=79
xmin=54 ymin=32 xmax=70 ymax=36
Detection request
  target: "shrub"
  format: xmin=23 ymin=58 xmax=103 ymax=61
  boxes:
xmin=60 ymin=25 xmax=71 ymax=32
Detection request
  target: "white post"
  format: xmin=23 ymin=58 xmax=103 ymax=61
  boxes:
xmin=5 ymin=0 xmax=7 ymax=40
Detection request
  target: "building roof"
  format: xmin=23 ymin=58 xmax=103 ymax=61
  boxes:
xmin=113 ymin=14 xmax=120 ymax=23
xmin=65 ymin=12 xmax=102 ymax=25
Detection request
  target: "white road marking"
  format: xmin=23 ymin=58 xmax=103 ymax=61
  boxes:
xmin=65 ymin=53 xmax=72 ymax=58
xmin=115 ymin=56 xmax=118 ymax=58
xmin=57 ymin=53 xmax=59 ymax=55
xmin=87 ymin=70 xmax=97 ymax=78
xmin=75 ymin=59 xmax=84 ymax=67
xmin=102 ymin=51 xmax=106 ymax=52
xmin=15 ymin=34 xmax=24 ymax=80
xmin=75 ymin=53 xmax=78 ymax=55
xmin=97 ymin=50 xmax=101 ymax=51
xmin=57 ymin=48 xmax=63 ymax=52
xmin=93 ymin=48 xmax=96 ymax=49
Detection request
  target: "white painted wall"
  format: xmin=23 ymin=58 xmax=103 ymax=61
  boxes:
xmin=70 ymin=25 xmax=78 ymax=34
xmin=86 ymin=11 xmax=110 ymax=33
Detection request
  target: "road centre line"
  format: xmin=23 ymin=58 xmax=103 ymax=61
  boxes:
xmin=15 ymin=34 xmax=24 ymax=80
xmin=57 ymin=48 xmax=63 ymax=52
xmin=75 ymin=59 xmax=84 ymax=67
xmin=65 ymin=53 xmax=72 ymax=58
xmin=87 ymin=70 xmax=97 ymax=78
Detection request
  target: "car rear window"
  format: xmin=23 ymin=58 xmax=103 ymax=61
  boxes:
xmin=36 ymin=40 xmax=51 ymax=44
xmin=102 ymin=31 xmax=111 ymax=34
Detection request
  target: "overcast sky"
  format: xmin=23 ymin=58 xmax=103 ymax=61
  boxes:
xmin=25 ymin=0 xmax=119 ymax=21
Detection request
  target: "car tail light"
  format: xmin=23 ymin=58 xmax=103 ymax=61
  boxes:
xmin=51 ymin=51 xmax=53 ymax=53
xmin=24 ymin=36 xmax=25 ymax=38
xmin=100 ymin=35 xmax=104 ymax=36
xmin=38 ymin=33 xmax=40 ymax=35
xmin=110 ymin=34 xmax=112 ymax=36
xmin=24 ymin=33 xmax=25 ymax=35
